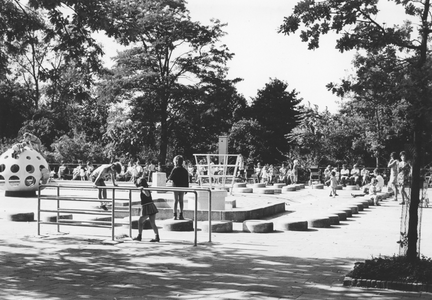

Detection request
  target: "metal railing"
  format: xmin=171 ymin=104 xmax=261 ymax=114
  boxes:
xmin=38 ymin=184 xmax=213 ymax=246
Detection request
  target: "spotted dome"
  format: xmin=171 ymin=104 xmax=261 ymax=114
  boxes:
xmin=0 ymin=146 xmax=49 ymax=192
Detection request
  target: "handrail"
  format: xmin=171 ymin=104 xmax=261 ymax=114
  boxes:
xmin=38 ymin=184 xmax=213 ymax=246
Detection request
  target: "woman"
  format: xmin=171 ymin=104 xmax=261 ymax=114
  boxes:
xmin=388 ymin=152 xmax=399 ymax=201
xmin=167 ymin=155 xmax=189 ymax=220
xmin=397 ymin=151 xmax=411 ymax=205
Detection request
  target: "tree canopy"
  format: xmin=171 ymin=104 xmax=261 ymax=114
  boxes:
xmin=280 ymin=0 xmax=432 ymax=261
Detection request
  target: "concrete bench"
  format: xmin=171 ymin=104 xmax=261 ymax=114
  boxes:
xmin=242 ymin=220 xmax=274 ymax=233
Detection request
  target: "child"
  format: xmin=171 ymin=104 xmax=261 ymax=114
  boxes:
xmin=133 ymin=176 xmax=160 ymax=242
xmin=326 ymin=171 xmax=338 ymax=197
xmin=11 ymin=142 xmax=26 ymax=159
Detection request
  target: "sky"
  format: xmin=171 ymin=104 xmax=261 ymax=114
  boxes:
xmin=99 ymin=0 xmax=406 ymax=113
xmin=186 ymin=0 xmax=354 ymax=113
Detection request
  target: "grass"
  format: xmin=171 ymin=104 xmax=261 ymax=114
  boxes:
xmin=347 ymin=255 xmax=432 ymax=284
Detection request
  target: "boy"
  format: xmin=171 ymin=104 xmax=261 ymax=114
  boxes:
xmin=91 ymin=162 xmax=121 ymax=210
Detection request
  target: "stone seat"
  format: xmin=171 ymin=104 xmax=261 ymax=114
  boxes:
xmin=162 ymin=219 xmax=194 ymax=231
xmin=201 ymin=221 xmax=233 ymax=233
xmin=242 ymin=220 xmax=274 ymax=233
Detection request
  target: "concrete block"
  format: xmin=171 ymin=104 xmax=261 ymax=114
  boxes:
xmin=187 ymin=190 xmax=227 ymax=211
xmin=327 ymin=214 xmax=340 ymax=225
xmin=275 ymin=220 xmax=308 ymax=231
xmin=254 ymin=188 xmax=274 ymax=194
xmin=311 ymin=184 xmax=324 ymax=189
xmin=307 ymin=217 xmax=331 ymax=228
xmin=282 ymin=186 xmax=297 ymax=192
xmin=201 ymin=221 xmax=233 ymax=233
xmin=346 ymin=185 xmax=359 ymax=190
xmin=46 ymin=214 xmax=73 ymax=222
xmin=10 ymin=212 xmax=34 ymax=222
xmin=242 ymin=220 xmax=274 ymax=233
xmin=162 ymin=219 xmax=193 ymax=231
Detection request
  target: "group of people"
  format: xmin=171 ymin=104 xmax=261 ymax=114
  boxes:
xmin=56 ymin=160 xmax=94 ymax=181
xmin=325 ymin=151 xmax=412 ymax=206
xmin=327 ymin=163 xmax=371 ymax=187
xmin=388 ymin=151 xmax=411 ymax=205
xmin=253 ymin=160 xmax=300 ymax=185
xmin=89 ymin=155 xmax=190 ymax=244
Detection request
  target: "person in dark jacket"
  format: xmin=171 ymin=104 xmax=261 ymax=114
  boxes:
xmin=167 ymin=155 xmax=189 ymax=220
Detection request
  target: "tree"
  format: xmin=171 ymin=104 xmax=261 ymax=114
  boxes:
xmin=248 ymin=78 xmax=301 ymax=163
xmin=103 ymin=0 xmax=235 ymax=164
xmin=328 ymin=48 xmax=414 ymax=167
xmin=228 ymin=119 xmax=269 ymax=163
xmin=0 ymin=78 xmax=33 ymax=140
xmin=280 ymin=0 xmax=432 ymax=261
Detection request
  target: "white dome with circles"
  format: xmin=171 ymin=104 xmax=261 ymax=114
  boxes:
xmin=0 ymin=146 xmax=49 ymax=192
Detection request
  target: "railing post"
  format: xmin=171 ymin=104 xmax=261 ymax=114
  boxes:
xmin=208 ymin=189 xmax=212 ymax=243
xmin=37 ymin=186 xmax=41 ymax=236
xmin=111 ymin=188 xmax=115 ymax=241
xmin=129 ymin=189 xmax=132 ymax=238
xmin=57 ymin=186 xmax=60 ymax=233
xmin=194 ymin=191 xmax=198 ymax=246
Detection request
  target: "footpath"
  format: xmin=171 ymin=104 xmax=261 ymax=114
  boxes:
xmin=0 ymin=184 xmax=432 ymax=300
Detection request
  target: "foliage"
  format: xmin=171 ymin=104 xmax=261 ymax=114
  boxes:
xmin=228 ymin=119 xmax=269 ymax=164
xmin=288 ymin=104 xmax=370 ymax=168
xmin=0 ymin=78 xmax=33 ymax=140
xmin=348 ymin=255 xmax=432 ymax=284
xmin=280 ymin=0 xmax=432 ymax=261
xmin=50 ymin=131 xmax=105 ymax=164
xmin=101 ymin=0 xmax=236 ymax=164
xmin=248 ymin=78 xmax=301 ymax=162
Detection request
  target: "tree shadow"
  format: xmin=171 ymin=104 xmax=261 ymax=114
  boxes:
xmin=0 ymin=235 xmax=424 ymax=299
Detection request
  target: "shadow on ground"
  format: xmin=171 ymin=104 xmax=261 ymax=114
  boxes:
xmin=0 ymin=235 xmax=427 ymax=300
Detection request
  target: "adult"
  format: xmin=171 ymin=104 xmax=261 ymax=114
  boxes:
xmin=387 ymin=152 xmax=399 ymax=202
xmin=254 ymin=162 xmax=262 ymax=183
xmin=57 ymin=161 xmax=69 ymax=180
xmin=85 ymin=161 xmax=94 ymax=181
xmin=340 ymin=164 xmax=350 ymax=186
xmin=279 ymin=163 xmax=288 ymax=184
xmin=323 ymin=165 xmax=332 ymax=186
xmin=397 ymin=151 xmax=411 ymax=205
xmin=167 ymin=155 xmax=189 ymax=220
xmin=361 ymin=166 xmax=370 ymax=186
xmin=147 ymin=160 xmax=156 ymax=182
xmin=130 ymin=159 xmax=143 ymax=183
xmin=91 ymin=162 xmax=121 ymax=210
xmin=237 ymin=154 xmax=246 ymax=181
xmin=291 ymin=160 xmax=300 ymax=184
xmin=349 ymin=164 xmax=362 ymax=186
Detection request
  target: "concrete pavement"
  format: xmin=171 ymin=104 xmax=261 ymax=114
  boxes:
xmin=0 ymin=184 xmax=432 ymax=299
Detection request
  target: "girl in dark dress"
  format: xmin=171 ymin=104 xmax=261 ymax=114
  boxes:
xmin=133 ymin=176 xmax=160 ymax=242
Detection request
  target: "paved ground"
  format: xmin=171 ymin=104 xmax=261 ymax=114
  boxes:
xmin=0 ymin=184 xmax=432 ymax=299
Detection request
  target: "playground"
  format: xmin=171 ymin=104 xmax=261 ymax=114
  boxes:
xmin=1 ymin=179 xmax=432 ymax=299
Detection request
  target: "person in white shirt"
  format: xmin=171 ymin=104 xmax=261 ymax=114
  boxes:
xmin=340 ymin=164 xmax=350 ymax=186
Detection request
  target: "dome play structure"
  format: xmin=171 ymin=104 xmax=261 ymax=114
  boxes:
xmin=0 ymin=145 xmax=50 ymax=197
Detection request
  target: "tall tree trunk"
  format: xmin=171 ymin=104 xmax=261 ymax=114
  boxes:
xmin=407 ymin=120 xmax=423 ymax=261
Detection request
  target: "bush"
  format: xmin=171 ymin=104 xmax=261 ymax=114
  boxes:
xmin=347 ymin=255 xmax=432 ymax=284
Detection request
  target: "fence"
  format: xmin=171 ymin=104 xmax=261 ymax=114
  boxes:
xmin=37 ymin=184 xmax=213 ymax=246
